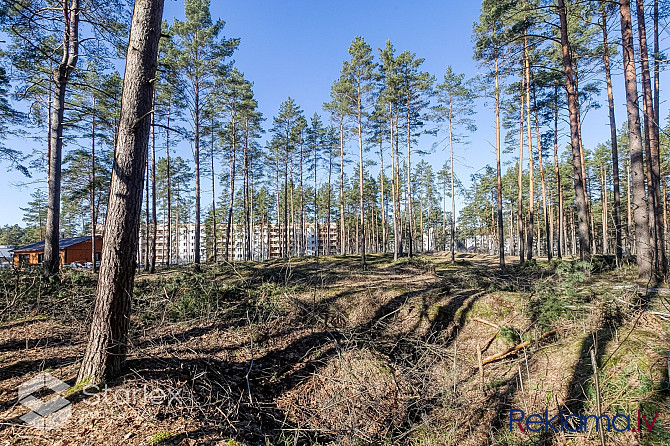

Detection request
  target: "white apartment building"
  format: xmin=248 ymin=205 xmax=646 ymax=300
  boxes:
xmin=139 ymin=223 xmax=206 ymax=265
xmin=139 ymin=222 xmax=339 ymax=265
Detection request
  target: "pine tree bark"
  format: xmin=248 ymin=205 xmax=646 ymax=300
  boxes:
xmin=654 ymin=0 xmax=660 ymax=135
xmin=554 ymin=87 xmax=563 ymax=259
xmin=601 ymin=165 xmax=609 ymax=254
xmin=379 ymin=139 xmax=387 ymax=253
xmin=150 ymin=90 xmax=157 ymax=273
xmin=358 ymin=83 xmax=367 ymax=265
xmin=299 ymin=132 xmax=305 ymax=256
xmin=524 ymin=34 xmax=534 ymax=262
xmin=284 ymin=127 xmax=290 ymax=258
xmin=90 ymin=98 xmax=97 ymax=272
xmin=211 ymin=119 xmax=218 ymax=262
xmin=327 ymin=150 xmax=333 ymax=255
xmin=225 ymin=110 xmax=237 ymax=262
xmin=390 ymin=103 xmax=400 ymax=260
xmin=558 ymin=0 xmax=590 ymax=260
xmin=533 ymin=86 xmax=549 ymax=260
xmin=406 ymin=96 xmax=413 ymax=260
xmin=193 ymin=79 xmax=202 ymax=271
xmin=449 ymin=97 xmax=456 ymax=263
xmin=517 ymin=79 xmax=525 ymax=264
xmin=602 ymin=4 xmax=622 ymax=264
xmin=620 ymin=0 xmax=653 ymax=279
xmin=165 ymin=103 xmax=172 ymax=266
xmin=495 ymin=53 xmax=504 ymax=267
xmin=243 ymin=119 xmax=250 ymax=261
xmin=314 ymin=131 xmax=319 ymax=256
xmin=44 ymin=0 xmax=80 ymax=277
xmin=574 ymin=64 xmax=592 ymax=252
xmin=339 ymin=116 xmax=346 ymax=256
xmin=78 ymin=0 xmax=164 ymax=383
xmin=626 ymin=158 xmax=633 ymax=254
xmin=636 ymin=0 xmax=666 ymax=275
xmin=144 ymin=146 xmax=150 ymax=271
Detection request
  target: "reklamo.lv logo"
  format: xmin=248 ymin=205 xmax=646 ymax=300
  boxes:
xmin=18 ymin=372 xmax=72 ymax=431
xmin=510 ymin=409 xmax=660 ymax=433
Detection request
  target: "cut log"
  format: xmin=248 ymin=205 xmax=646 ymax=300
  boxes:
xmin=482 ymin=329 xmax=557 ymax=365
xmin=472 ymin=317 xmax=500 ymax=329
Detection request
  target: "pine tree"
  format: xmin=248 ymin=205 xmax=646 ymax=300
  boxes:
xmin=378 ymin=41 xmax=404 ymax=260
xmin=635 ymin=0 xmax=666 ymax=275
xmin=342 ymin=37 xmax=376 ymax=266
xmin=271 ymin=98 xmax=304 ymax=258
xmin=473 ymin=0 xmax=512 ymax=267
xmin=324 ymin=75 xmax=355 ymax=256
xmin=307 ymin=113 xmax=326 ymax=256
xmin=6 ymin=0 xmax=127 ymax=276
xmin=396 ymin=49 xmax=433 ymax=258
xmin=620 ymin=0 xmax=653 ymax=279
xmin=434 ymin=67 xmax=475 ymax=263
xmin=558 ymin=0 xmax=590 ymax=260
xmin=172 ymin=0 xmax=238 ymax=271
xmin=78 ymin=0 xmax=165 ymax=383
xmin=21 ymin=189 xmax=48 ymax=241
xmin=155 ymin=26 xmax=186 ymax=266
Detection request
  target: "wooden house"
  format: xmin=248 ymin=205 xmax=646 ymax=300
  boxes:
xmin=13 ymin=236 xmax=102 ymax=268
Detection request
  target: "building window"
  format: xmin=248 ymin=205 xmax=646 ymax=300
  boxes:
xmin=19 ymin=254 xmax=30 ymax=266
xmin=38 ymin=253 xmax=44 ymax=263
xmin=95 ymin=252 xmax=101 ymax=261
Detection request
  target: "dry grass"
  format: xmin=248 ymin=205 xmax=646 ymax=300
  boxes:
xmin=0 ymin=253 xmax=668 ymax=445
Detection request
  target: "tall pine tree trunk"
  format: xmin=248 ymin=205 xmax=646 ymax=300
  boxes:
xmin=517 ymin=81 xmax=525 ymax=264
xmin=553 ymin=88 xmax=563 ymax=259
xmin=636 ymin=0 xmax=666 ymax=275
xmin=380 ymin=138 xmax=387 ymax=253
xmin=406 ymin=98 xmax=413 ymax=259
xmin=524 ymin=34 xmax=534 ymax=262
xmin=449 ymin=99 xmax=456 ymax=263
xmin=150 ymin=90 xmax=157 ymax=273
xmin=314 ymin=134 xmax=319 ymax=257
xmin=244 ymin=120 xmax=250 ymax=261
xmin=327 ymin=151 xmax=333 ymax=255
xmin=337 ymin=117 xmax=345 ymax=256
xmin=165 ymin=103 xmax=172 ymax=266
xmin=390 ymin=103 xmax=400 ymax=260
xmin=558 ymin=0 xmax=590 ymax=260
xmin=602 ymin=4 xmax=622 ymax=264
xmin=620 ymin=0 xmax=653 ymax=279
xmin=44 ymin=0 xmax=80 ymax=277
xmin=601 ymin=165 xmax=609 ymax=254
xmin=211 ymin=119 xmax=218 ymax=262
xmin=533 ymin=86 xmax=549 ymax=260
xmin=144 ymin=149 xmax=150 ymax=270
xmin=90 ymin=98 xmax=97 ymax=272
xmin=299 ymin=135 xmax=305 ymax=256
xmin=78 ymin=0 xmax=164 ymax=382
xmin=194 ymin=80 xmax=201 ymax=271
xmin=358 ymin=85 xmax=366 ymax=265
xmin=495 ymin=52 xmax=504 ymax=267
xmin=226 ymin=115 xmax=236 ymax=262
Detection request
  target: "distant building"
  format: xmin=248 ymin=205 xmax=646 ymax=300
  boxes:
xmin=12 ymin=236 xmax=102 ymax=268
xmin=139 ymin=223 xmax=207 ymax=266
xmin=138 ymin=222 xmax=339 ymax=265
xmin=0 ymin=245 xmax=14 ymax=269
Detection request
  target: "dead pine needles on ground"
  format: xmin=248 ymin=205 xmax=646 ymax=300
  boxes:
xmin=0 ymin=253 xmax=669 ymax=445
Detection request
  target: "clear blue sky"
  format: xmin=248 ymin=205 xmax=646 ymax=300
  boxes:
xmin=0 ymin=0 xmax=667 ymax=226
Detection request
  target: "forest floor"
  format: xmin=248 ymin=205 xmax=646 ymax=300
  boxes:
xmin=0 ymin=253 xmax=669 ymax=445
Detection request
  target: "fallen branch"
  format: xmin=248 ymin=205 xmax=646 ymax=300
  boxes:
xmin=472 ymin=317 xmax=500 ymax=330
xmin=482 ymin=329 xmax=557 ymax=365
